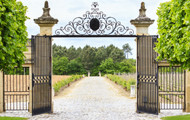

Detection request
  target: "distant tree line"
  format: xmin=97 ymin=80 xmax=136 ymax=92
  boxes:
xmin=53 ymin=43 xmax=136 ymax=76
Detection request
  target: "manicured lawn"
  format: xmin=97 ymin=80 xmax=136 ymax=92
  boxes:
xmin=161 ymin=114 xmax=190 ymax=120
xmin=0 ymin=117 xmax=28 ymax=120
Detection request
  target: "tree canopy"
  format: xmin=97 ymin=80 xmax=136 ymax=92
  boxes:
xmin=0 ymin=0 xmax=28 ymax=71
xmin=53 ymin=44 xmax=136 ymax=75
xmin=123 ymin=43 xmax=132 ymax=59
xmin=156 ymin=0 xmax=190 ymax=69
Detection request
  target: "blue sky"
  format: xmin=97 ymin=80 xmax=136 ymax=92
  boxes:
xmin=19 ymin=0 xmax=169 ymax=59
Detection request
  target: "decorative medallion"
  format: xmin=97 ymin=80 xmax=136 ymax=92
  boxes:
xmin=55 ymin=2 xmax=134 ymax=35
xmin=90 ymin=18 xmax=100 ymax=31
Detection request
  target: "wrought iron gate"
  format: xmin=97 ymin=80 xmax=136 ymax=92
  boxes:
xmin=158 ymin=66 xmax=186 ymax=110
xmin=31 ymin=36 xmax=52 ymax=115
xmin=3 ymin=67 xmax=30 ymax=111
xmin=137 ymin=35 xmax=159 ymax=114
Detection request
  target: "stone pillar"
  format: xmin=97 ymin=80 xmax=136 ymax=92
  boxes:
xmin=130 ymin=2 xmax=155 ymax=112
xmin=99 ymin=71 xmax=101 ymax=77
xmin=33 ymin=1 xmax=58 ymax=113
xmin=130 ymin=85 xmax=136 ymax=98
xmin=185 ymin=71 xmax=190 ymax=112
xmin=88 ymin=71 xmax=90 ymax=77
xmin=0 ymin=71 xmax=4 ymax=113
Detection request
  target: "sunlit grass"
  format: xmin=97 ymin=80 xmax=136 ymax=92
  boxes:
xmin=161 ymin=114 xmax=190 ymax=120
xmin=0 ymin=117 xmax=28 ymax=120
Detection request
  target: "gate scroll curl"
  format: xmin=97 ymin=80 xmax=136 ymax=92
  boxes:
xmin=55 ymin=2 xmax=134 ymax=35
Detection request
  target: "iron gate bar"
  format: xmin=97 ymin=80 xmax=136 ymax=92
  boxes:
xmin=51 ymin=35 xmax=158 ymax=38
xmin=3 ymin=67 xmax=30 ymax=111
xmin=31 ymin=36 xmax=52 ymax=115
xmin=158 ymin=66 xmax=186 ymax=110
xmin=32 ymin=35 xmax=159 ymax=39
xmin=136 ymin=36 xmax=159 ymax=115
xmin=51 ymin=35 xmax=138 ymax=38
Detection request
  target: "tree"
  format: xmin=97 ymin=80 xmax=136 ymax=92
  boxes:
xmin=67 ymin=58 xmax=86 ymax=75
xmin=67 ymin=45 xmax=78 ymax=60
xmin=156 ymin=0 xmax=190 ymax=69
xmin=99 ymin=58 xmax=115 ymax=75
xmin=106 ymin=44 xmax=116 ymax=56
xmin=53 ymin=57 xmax=69 ymax=75
xmin=80 ymin=45 xmax=96 ymax=71
xmin=52 ymin=43 xmax=131 ymax=75
xmin=109 ymin=47 xmax=125 ymax=62
xmin=122 ymin=43 xmax=132 ymax=59
xmin=119 ymin=59 xmax=136 ymax=73
xmin=0 ymin=0 xmax=28 ymax=71
xmin=95 ymin=46 xmax=107 ymax=65
xmin=53 ymin=44 xmax=67 ymax=58
xmin=76 ymin=47 xmax=82 ymax=58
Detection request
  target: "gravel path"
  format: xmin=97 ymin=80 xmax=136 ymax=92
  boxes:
xmin=0 ymin=77 xmax=189 ymax=120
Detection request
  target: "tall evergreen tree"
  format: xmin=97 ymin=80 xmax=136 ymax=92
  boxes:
xmin=122 ymin=43 xmax=132 ymax=59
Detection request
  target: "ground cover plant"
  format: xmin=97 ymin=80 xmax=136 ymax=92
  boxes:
xmin=53 ymin=75 xmax=83 ymax=93
xmin=106 ymin=74 xmax=136 ymax=91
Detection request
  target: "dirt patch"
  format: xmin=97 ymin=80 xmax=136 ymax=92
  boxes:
xmin=105 ymin=77 xmax=136 ymax=99
xmin=54 ymin=78 xmax=84 ymax=99
xmin=52 ymin=75 xmax=71 ymax=85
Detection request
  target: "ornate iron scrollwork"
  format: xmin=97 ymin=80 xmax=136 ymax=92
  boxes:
xmin=55 ymin=2 xmax=134 ymax=35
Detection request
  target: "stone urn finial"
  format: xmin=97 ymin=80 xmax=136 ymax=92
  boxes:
xmin=130 ymin=2 xmax=154 ymax=35
xmin=34 ymin=1 xmax=58 ymax=25
xmin=45 ymin=1 xmax=49 ymax=8
xmin=41 ymin=1 xmax=50 ymax=18
xmin=141 ymin=2 xmax=145 ymax=9
xmin=139 ymin=2 xmax=146 ymax=18
xmin=133 ymin=2 xmax=152 ymax=21
xmin=34 ymin=1 xmax=58 ymax=35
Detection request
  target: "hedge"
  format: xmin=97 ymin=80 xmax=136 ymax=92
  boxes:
xmin=53 ymin=75 xmax=83 ymax=93
xmin=106 ymin=74 xmax=136 ymax=91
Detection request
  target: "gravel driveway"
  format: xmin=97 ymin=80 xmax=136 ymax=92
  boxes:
xmin=0 ymin=77 xmax=188 ymax=120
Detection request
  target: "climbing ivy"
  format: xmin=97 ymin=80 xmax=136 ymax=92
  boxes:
xmin=155 ymin=0 xmax=190 ymax=69
xmin=0 ymin=0 xmax=28 ymax=71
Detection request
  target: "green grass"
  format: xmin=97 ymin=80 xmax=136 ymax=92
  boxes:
xmin=0 ymin=117 xmax=28 ymax=120
xmin=161 ymin=114 xmax=190 ymax=120
xmin=106 ymin=74 xmax=136 ymax=91
xmin=53 ymin=75 xmax=83 ymax=93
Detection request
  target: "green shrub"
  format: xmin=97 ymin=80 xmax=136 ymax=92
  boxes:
xmin=106 ymin=74 xmax=136 ymax=91
xmin=53 ymin=75 xmax=83 ymax=93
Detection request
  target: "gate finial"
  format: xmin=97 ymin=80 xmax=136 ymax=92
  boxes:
xmin=34 ymin=1 xmax=58 ymax=35
xmin=42 ymin=1 xmax=50 ymax=17
xmin=91 ymin=2 xmax=99 ymax=13
xmin=34 ymin=1 xmax=58 ymax=23
xmin=139 ymin=2 xmax=146 ymax=17
xmin=130 ymin=2 xmax=154 ymax=35
xmin=45 ymin=1 xmax=49 ymax=8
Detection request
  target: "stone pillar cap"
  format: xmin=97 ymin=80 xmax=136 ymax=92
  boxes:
xmin=130 ymin=2 xmax=154 ymax=27
xmin=34 ymin=1 xmax=58 ymax=25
